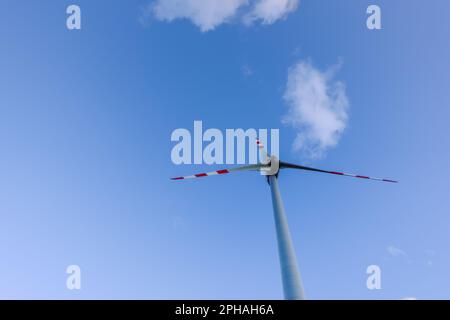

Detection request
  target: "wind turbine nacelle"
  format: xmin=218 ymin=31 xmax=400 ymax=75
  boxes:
xmin=260 ymin=155 xmax=280 ymax=176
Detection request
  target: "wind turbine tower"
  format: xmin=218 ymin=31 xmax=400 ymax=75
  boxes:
xmin=172 ymin=140 xmax=397 ymax=300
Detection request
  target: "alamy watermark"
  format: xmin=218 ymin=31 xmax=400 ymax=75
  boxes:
xmin=66 ymin=265 xmax=81 ymax=290
xmin=367 ymin=5 xmax=382 ymax=30
xmin=366 ymin=265 xmax=381 ymax=290
xmin=65 ymin=4 xmax=381 ymax=31
xmin=171 ymin=121 xmax=279 ymax=166
xmin=66 ymin=5 xmax=81 ymax=30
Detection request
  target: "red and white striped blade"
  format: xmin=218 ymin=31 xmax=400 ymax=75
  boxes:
xmin=171 ymin=164 xmax=264 ymax=180
xmin=256 ymin=139 xmax=270 ymax=164
xmin=279 ymin=162 xmax=398 ymax=183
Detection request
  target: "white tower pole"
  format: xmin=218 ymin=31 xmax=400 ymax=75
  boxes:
xmin=268 ymin=174 xmax=305 ymax=300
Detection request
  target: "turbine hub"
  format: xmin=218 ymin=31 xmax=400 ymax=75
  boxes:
xmin=261 ymin=155 xmax=280 ymax=176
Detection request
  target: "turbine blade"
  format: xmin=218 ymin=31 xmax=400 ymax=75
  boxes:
xmin=256 ymin=139 xmax=270 ymax=164
xmin=280 ymin=162 xmax=398 ymax=183
xmin=171 ymin=164 xmax=264 ymax=180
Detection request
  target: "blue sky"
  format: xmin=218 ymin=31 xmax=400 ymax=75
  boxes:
xmin=1 ymin=0 xmax=450 ymax=299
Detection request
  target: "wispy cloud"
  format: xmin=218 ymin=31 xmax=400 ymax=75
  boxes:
xmin=242 ymin=64 xmax=253 ymax=77
xmin=244 ymin=0 xmax=299 ymax=25
xmin=144 ymin=0 xmax=300 ymax=32
xmin=425 ymin=249 xmax=436 ymax=267
xmin=387 ymin=245 xmax=407 ymax=257
xmin=282 ymin=60 xmax=349 ymax=159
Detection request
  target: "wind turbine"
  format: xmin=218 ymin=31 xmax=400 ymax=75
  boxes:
xmin=171 ymin=140 xmax=397 ymax=300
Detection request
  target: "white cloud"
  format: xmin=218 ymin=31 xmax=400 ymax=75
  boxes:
xmin=245 ymin=0 xmax=299 ymax=25
xmin=283 ymin=60 xmax=349 ymax=158
xmin=387 ymin=245 xmax=407 ymax=257
xmin=152 ymin=0 xmax=247 ymax=32
xmin=401 ymin=297 xmax=417 ymax=300
xmin=147 ymin=0 xmax=299 ymax=32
